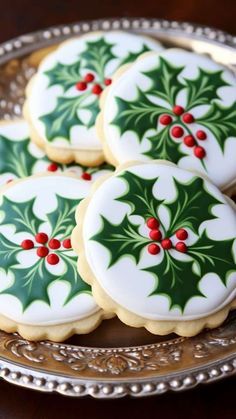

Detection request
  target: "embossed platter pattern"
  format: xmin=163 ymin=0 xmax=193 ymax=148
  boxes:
xmin=0 ymin=17 xmax=235 ymax=398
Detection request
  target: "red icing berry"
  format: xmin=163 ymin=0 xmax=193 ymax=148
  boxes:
xmin=148 ymin=243 xmax=160 ymax=255
xmin=159 ymin=114 xmax=172 ymax=125
xmin=63 ymin=238 xmax=72 ymax=249
xmin=48 ymin=238 xmax=61 ymax=249
xmin=196 ymin=130 xmax=207 ymax=140
xmin=147 ymin=217 xmax=159 ymax=230
xmin=6 ymin=178 xmax=13 ymax=184
xmin=104 ymin=78 xmax=112 ymax=86
xmin=37 ymin=246 xmax=49 ymax=258
xmin=184 ymin=135 xmax=195 ymax=147
xmin=171 ymin=126 xmax=184 ymax=138
xmin=175 ymin=242 xmax=187 ymax=253
xmin=92 ymin=84 xmax=103 ymax=95
xmin=47 ymin=163 xmax=58 ymax=172
xmin=47 ymin=253 xmax=60 ymax=265
xmin=149 ymin=229 xmax=162 ymax=241
xmin=194 ymin=146 xmax=206 ymax=159
xmin=161 ymin=238 xmax=172 ymax=250
xmin=182 ymin=113 xmax=194 ymax=124
xmin=81 ymin=172 xmax=92 ymax=181
xmin=176 ymin=229 xmax=188 ymax=240
xmin=84 ymin=73 xmax=95 ymax=83
xmin=173 ymin=105 xmax=184 ymax=116
xmin=35 ymin=232 xmax=48 ymax=244
xmin=21 ymin=239 xmax=34 ymax=250
xmin=76 ymin=81 xmax=87 ymax=91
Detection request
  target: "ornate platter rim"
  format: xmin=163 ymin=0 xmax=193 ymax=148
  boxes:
xmin=0 ymin=17 xmax=235 ymax=398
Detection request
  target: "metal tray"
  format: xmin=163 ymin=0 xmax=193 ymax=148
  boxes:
xmin=0 ymin=17 xmax=235 ymax=398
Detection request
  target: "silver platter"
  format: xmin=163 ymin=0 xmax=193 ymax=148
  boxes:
xmin=0 ymin=17 xmax=235 ymax=398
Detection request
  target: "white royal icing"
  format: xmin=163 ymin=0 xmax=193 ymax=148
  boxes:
xmin=83 ymin=162 xmax=236 ymax=321
xmin=102 ymin=49 xmax=236 ymax=190
xmin=0 ymin=175 xmax=100 ymax=326
xmin=28 ymin=31 xmax=163 ymax=151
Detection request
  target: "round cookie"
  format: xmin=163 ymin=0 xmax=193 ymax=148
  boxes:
xmin=72 ymin=161 xmax=236 ymax=337
xmin=24 ymin=31 xmax=164 ymax=166
xmin=0 ymin=173 xmax=111 ymax=341
xmin=97 ymin=49 xmax=236 ymax=193
xmin=0 ymin=119 xmax=114 ymax=188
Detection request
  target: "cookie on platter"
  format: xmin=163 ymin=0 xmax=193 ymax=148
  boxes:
xmin=23 ymin=31 xmax=164 ymax=166
xmin=72 ymin=160 xmax=236 ymax=337
xmin=0 ymin=119 xmax=114 ymax=188
xmin=97 ymin=49 xmax=236 ymax=194
xmin=0 ymin=173 xmax=112 ymax=341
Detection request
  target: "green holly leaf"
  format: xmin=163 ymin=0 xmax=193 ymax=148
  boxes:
xmin=0 ymin=196 xmax=42 ymax=236
xmin=147 ymin=230 xmax=235 ymax=311
xmin=80 ymin=37 xmax=116 ymax=82
xmin=143 ymin=57 xmax=185 ymax=106
xmin=144 ymin=125 xmax=186 ymax=161
xmin=47 ymin=195 xmax=81 ymax=239
xmin=112 ymin=88 xmax=166 ymax=141
xmin=0 ymin=233 xmax=19 ymax=271
xmin=146 ymin=253 xmax=204 ymax=311
xmin=116 ymin=171 xmax=161 ymax=219
xmin=44 ymin=61 xmax=82 ymax=92
xmin=91 ymin=214 xmax=150 ymax=268
xmin=165 ymin=177 xmax=221 ymax=236
xmin=118 ymin=44 xmax=153 ymax=67
xmin=60 ymin=253 xmax=91 ymax=303
xmin=40 ymin=93 xmax=99 ymax=141
xmin=185 ymin=68 xmax=229 ymax=110
xmin=0 ymin=135 xmax=47 ymax=179
xmin=6 ymin=259 xmax=54 ymax=310
xmin=197 ymin=101 xmax=236 ymax=152
xmin=188 ymin=230 xmax=236 ymax=282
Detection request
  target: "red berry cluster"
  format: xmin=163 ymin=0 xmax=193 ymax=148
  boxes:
xmin=146 ymin=217 xmax=188 ymax=255
xmin=21 ymin=233 xmax=72 ymax=265
xmin=158 ymin=105 xmax=207 ymax=159
xmin=47 ymin=162 xmax=92 ymax=181
xmin=75 ymin=72 xmax=112 ymax=96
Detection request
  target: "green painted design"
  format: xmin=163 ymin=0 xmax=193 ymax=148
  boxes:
xmin=0 ymin=233 xmax=20 ymax=271
xmin=0 ymin=135 xmax=43 ymax=178
xmin=91 ymin=171 xmax=236 ymax=311
xmin=111 ymin=56 xmax=235 ymax=163
xmin=40 ymin=93 xmax=99 ymax=141
xmin=185 ymin=69 xmax=229 ymax=110
xmin=112 ymin=88 xmax=165 ymax=141
xmin=118 ymin=44 xmax=152 ymax=67
xmin=143 ymin=57 xmax=185 ymax=106
xmin=44 ymin=61 xmax=82 ymax=92
xmin=144 ymin=126 xmax=186 ymax=161
xmin=197 ymin=102 xmax=236 ymax=152
xmin=40 ymin=36 xmax=157 ymax=143
xmin=92 ymin=214 xmax=150 ymax=268
xmin=0 ymin=196 xmax=42 ymax=236
xmin=0 ymin=194 xmax=91 ymax=310
xmin=80 ymin=38 xmax=116 ymax=82
xmin=164 ymin=177 xmax=220 ymax=235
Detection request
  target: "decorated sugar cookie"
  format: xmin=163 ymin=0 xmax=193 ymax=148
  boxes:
xmin=0 ymin=173 xmax=112 ymax=341
xmin=72 ymin=161 xmax=236 ymax=337
xmin=98 ymin=49 xmax=236 ymax=193
xmin=24 ymin=31 xmax=164 ymax=166
xmin=0 ymin=119 xmax=114 ymax=188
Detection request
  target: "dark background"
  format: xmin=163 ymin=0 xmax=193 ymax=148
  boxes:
xmin=0 ymin=0 xmax=236 ymax=417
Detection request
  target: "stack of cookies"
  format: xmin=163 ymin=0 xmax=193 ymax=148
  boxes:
xmin=0 ymin=30 xmax=235 ymax=342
